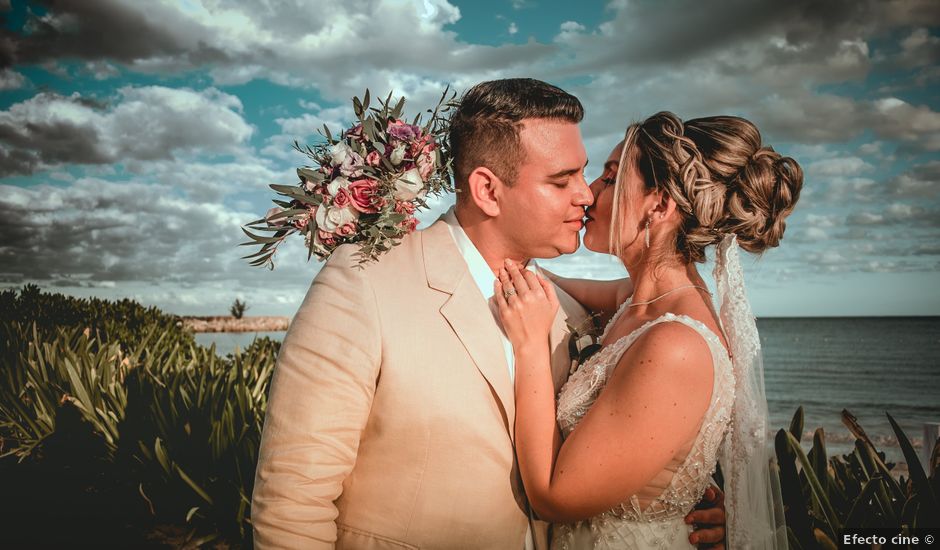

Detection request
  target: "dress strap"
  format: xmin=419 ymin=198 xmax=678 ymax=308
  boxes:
xmin=603 ymin=313 xmax=730 ymax=378
xmin=600 ymin=297 xmax=633 ymax=341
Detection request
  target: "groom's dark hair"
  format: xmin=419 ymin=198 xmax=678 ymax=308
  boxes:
xmin=448 ymin=78 xmax=583 ymax=199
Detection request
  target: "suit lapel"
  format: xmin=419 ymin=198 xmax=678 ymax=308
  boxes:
xmin=423 ymin=219 xmax=516 ymax=441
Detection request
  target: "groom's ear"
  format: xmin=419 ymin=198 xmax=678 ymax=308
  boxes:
xmin=467 ymin=166 xmax=503 ymax=217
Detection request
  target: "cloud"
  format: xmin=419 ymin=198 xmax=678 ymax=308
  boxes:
xmin=0 ymin=176 xmax=317 ymax=301
xmin=0 ymin=86 xmax=253 ymax=176
xmin=846 ymin=202 xmax=940 ymax=227
xmin=81 ymin=61 xmax=121 ymax=80
xmin=887 ymin=161 xmax=940 ymax=198
xmin=0 ymin=68 xmax=26 ymax=90
xmin=897 ymin=27 xmax=940 ymax=68
xmin=807 ymin=156 xmax=874 ymax=178
xmin=3 ymin=0 xmax=556 ymax=103
xmin=508 ymin=22 xmax=518 ymax=35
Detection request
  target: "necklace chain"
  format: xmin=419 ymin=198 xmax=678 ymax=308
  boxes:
xmin=628 ymin=284 xmax=711 ymax=308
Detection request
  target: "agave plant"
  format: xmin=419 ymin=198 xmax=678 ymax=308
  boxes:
xmin=122 ymin=336 xmax=277 ymax=542
xmin=1 ymin=286 xmax=278 ymax=547
xmin=775 ymin=407 xmax=940 ymax=549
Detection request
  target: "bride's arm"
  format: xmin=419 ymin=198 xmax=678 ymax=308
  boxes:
xmin=540 ymin=268 xmax=633 ymax=319
xmin=497 ymin=262 xmax=713 ymax=523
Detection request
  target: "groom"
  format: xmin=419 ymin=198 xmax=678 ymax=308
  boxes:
xmin=251 ymin=78 xmax=726 ymax=549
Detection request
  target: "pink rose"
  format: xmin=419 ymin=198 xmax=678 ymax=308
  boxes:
xmin=400 ymin=217 xmax=418 ymax=233
xmin=318 ymin=229 xmax=337 ymax=247
xmin=394 ymin=200 xmax=416 ymax=215
xmin=346 ymin=124 xmax=365 ymax=142
xmin=409 ymin=134 xmax=430 ymax=156
xmin=416 ymin=144 xmax=436 ymax=181
xmin=365 ymin=150 xmax=382 ymax=166
xmin=293 ymin=216 xmax=309 ymax=230
xmin=348 ymin=178 xmax=382 ymax=213
xmin=332 ymin=187 xmax=353 ymax=209
xmin=336 ymin=222 xmax=357 ymax=236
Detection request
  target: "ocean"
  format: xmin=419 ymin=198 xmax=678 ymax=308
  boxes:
xmin=760 ymin=316 xmax=939 ymax=464
xmin=196 ymin=317 xmax=940 ymax=465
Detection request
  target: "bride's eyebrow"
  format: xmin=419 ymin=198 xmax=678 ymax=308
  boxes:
xmin=603 ymin=160 xmax=618 ymax=173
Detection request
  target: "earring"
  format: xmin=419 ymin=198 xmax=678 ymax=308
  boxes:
xmin=644 ymin=217 xmax=651 ymax=248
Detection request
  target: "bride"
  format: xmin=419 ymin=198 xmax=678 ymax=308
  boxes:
xmin=494 ymin=112 xmax=802 ymax=549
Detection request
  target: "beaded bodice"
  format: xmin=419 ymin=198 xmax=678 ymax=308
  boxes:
xmin=552 ymin=301 xmax=734 ymax=549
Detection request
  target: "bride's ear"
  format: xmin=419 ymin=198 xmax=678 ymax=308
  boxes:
xmin=648 ymin=190 xmax=678 ymax=224
xmin=466 ymin=166 xmax=503 ymax=217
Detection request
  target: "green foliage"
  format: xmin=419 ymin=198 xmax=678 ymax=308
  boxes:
xmin=230 ymin=298 xmax=248 ymax=319
xmin=0 ymin=286 xmax=278 ymax=547
xmin=1 ymin=283 xmax=192 ymax=345
xmin=4 ymin=286 xmax=938 ymax=547
xmin=775 ymin=407 xmax=940 ymax=549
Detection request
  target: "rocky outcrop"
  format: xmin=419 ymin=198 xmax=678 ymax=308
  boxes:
xmin=181 ymin=316 xmax=290 ymax=333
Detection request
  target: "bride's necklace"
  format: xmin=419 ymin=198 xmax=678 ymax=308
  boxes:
xmin=628 ymin=284 xmax=711 ymax=308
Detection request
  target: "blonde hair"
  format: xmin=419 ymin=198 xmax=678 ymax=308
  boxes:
xmin=609 ymin=112 xmax=803 ymax=263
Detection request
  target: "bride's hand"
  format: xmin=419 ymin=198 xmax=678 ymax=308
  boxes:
xmin=494 ymin=259 xmax=559 ymax=351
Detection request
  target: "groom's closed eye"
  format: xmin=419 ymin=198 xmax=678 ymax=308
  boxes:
xmin=547 ymin=160 xmax=589 ymax=186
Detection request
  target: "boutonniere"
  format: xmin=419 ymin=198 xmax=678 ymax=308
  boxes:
xmin=566 ymin=314 xmax=603 ymax=375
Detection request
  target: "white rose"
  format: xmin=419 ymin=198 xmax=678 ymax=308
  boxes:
xmin=389 ymin=143 xmax=406 ymax=166
xmin=393 ymin=168 xmax=426 ymax=201
xmin=315 ymin=204 xmax=360 ymax=232
xmin=326 ymin=176 xmax=350 ymax=196
xmin=329 ymin=142 xmax=352 ymax=166
xmin=340 ymin=151 xmax=364 ymax=178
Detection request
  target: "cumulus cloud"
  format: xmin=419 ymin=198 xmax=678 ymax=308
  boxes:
xmin=0 ymin=176 xmax=317 ymax=310
xmin=0 ymin=86 xmax=253 ymax=176
xmin=896 ymin=27 xmax=940 ymax=68
xmin=2 ymin=0 xmax=553 ymax=102
xmin=846 ymin=202 xmax=940 ymax=227
xmin=1 ymin=0 xmax=938 ymax=308
xmin=0 ymin=68 xmax=27 ymax=89
xmin=887 ymin=161 xmax=940 ymax=198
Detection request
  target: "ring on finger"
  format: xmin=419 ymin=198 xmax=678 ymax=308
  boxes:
xmin=503 ymin=287 xmax=517 ymax=298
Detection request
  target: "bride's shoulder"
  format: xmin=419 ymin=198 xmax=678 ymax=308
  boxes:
xmin=618 ymin=318 xmax=716 ymax=380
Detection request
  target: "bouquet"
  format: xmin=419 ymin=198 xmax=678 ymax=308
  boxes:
xmin=242 ymin=89 xmax=455 ymax=268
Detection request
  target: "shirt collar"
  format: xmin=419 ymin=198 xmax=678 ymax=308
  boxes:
xmin=441 ymin=206 xmax=537 ymax=300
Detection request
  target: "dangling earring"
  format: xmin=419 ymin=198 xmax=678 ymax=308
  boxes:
xmin=644 ymin=217 xmax=651 ymax=248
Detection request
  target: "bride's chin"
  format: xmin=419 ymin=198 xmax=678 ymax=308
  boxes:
xmin=582 ymin=233 xmax=605 ymax=253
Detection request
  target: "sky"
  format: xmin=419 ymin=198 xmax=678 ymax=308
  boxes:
xmin=0 ymin=0 xmax=938 ymax=317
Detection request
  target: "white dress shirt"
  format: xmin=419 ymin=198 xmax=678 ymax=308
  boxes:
xmin=442 ymin=207 xmax=538 ymax=550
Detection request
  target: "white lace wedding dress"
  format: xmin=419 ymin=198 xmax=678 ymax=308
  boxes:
xmin=551 ymin=301 xmax=735 ymax=550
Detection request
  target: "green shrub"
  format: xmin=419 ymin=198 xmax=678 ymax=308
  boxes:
xmin=775 ymin=407 xmax=940 ymax=549
xmin=0 ymin=286 xmax=277 ymax=547
xmin=3 ymin=286 xmax=938 ymax=548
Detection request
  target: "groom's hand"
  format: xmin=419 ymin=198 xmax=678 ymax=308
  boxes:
xmin=685 ymin=486 xmax=726 ymax=549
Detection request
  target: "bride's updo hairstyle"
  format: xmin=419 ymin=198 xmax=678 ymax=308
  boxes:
xmin=610 ymin=112 xmax=803 ymax=263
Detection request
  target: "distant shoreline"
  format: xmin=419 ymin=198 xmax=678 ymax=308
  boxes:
xmin=182 ymin=316 xmax=289 ymax=333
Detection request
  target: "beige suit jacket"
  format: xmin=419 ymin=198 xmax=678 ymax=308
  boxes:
xmin=251 ymin=218 xmax=590 ymax=549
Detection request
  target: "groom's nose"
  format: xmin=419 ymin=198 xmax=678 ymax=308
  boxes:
xmin=572 ymin=173 xmax=593 ymax=207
